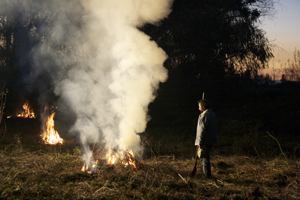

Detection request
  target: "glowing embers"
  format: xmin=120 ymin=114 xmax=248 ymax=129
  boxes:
xmin=17 ymin=101 xmax=36 ymax=118
xmin=40 ymin=106 xmax=63 ymax=145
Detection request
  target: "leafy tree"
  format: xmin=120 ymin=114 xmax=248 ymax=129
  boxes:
xmin=141 ymin=0 xmax=274 ymax=81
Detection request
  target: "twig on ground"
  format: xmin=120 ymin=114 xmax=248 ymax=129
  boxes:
xmin=207 ymin=182 xmax=219 ymax=188
xmin=254 ymin=146 xmax=263 ymax=159
xmin=178 ymin=173 xmax=189 ymax=185
xmin=146 ymin=141 xmax=156 ymax=158
xmin=266 ymin=131 xmax=287 ymax=160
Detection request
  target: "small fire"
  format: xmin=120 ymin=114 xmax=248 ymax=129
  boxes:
xmin=81 ymin=155 xmax=117 ymax=174
xmin=40 ymin=107 xmax=63 ymax=145
xmin=106 ymin=150 xmax=137 ymax=168
xmin=81 ymin=160 xmax=98 ymax=174
xmin=17 ymin=101 xmax=35 ymax=118
xmin=122 ymin=150 xmax=137 ymax=169
xmin=107 ymin=155 xmax=117 ymax=165
xmin=80 ymin=150 xmax=141 ymax=173
xmin=81 ymin=163 xmax=86 ymax=172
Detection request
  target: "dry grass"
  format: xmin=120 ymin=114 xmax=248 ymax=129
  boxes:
xmin=1 ymin=141 xmax=299 ymax=199
xmin=0 ymin=119 xmax=299 ymax=199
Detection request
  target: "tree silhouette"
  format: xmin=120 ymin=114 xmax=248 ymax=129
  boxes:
xmin=141 ymin=0 xmax=274 ymax=81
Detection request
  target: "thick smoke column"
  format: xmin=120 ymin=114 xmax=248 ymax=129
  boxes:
xmin=0 ymin=0 xmax=173 ymax=167
xmin=69 ymin=0 xmax=173 ymax=165
xmin=83 ymin=0 xmax=172 ymax=148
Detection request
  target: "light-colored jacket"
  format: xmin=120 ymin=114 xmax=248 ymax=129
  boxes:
xmin=195 ymin=109 xmax=218 ymax=146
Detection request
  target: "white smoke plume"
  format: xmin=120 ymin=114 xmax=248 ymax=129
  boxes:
xmin=0 ymin=0 xmax=173 ymax=167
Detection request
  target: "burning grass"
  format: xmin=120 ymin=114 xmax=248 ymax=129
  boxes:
xmin=0 ymin=138 xmax=299 ymax=199
xmin=17 ymin=101 xmax=35 ymax=119
xmin=40 ymin=107 xmax=64 ymax=145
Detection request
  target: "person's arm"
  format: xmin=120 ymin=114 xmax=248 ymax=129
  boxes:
xmin=199 ymin=114 xmax=208 ymax=145
xmin=195 ymin=114 xmax=207 ymax=147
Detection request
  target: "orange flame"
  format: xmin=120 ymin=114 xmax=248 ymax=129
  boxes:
xmin=41 ymin=109 xmax=63 ymax=145
xmin=107 ymin=151 xmax=137 ymax=168
xmin=17 ymin=101 xmax=35 ymax=118
xmin=107 ymin=155 xmax=116 ymax=165
xmin=80 ymin=151 xmax=140 ymax=174
xmin=81 ymin=160 xmax=98 ymax=174
xmin=123 ymin=150 xmax=137 ymax=169
xmin=81 ymin=163 xmax=86 ymax=172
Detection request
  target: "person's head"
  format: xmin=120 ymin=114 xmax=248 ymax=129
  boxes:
xmin=198 ymin=99 xmax=212 ymax=112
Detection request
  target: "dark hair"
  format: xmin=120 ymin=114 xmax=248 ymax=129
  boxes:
xmin=198 ymin=99 xmax=212 ymax=110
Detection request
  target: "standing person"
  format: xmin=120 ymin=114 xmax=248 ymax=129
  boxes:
xmin=195 ymin=99 xmax=218 ymax=178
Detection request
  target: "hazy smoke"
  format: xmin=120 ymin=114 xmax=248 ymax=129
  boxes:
xmin=0 ymin=0 xmax=173 ymax=166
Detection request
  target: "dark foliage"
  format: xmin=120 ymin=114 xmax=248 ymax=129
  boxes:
xmin=141 ymin=0 xmax=274 ymax=81
xmin=0 ymin=0 xmax=85 ymax=115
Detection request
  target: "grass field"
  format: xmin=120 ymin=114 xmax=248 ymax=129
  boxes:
xmin=0 ymin=118 xmax=299 ymax=199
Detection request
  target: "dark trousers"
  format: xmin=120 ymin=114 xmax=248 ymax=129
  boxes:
xmin=199 ymin=145 xmax=212 ymax=178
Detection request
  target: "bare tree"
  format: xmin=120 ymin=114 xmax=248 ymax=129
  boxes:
xmin=281 ymin=49 xmax=300 ymax=81
xmin=0 ymin=84 xmax=7 ymax=123
xmin=0 ymin=84 xmax=7 ymax=140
